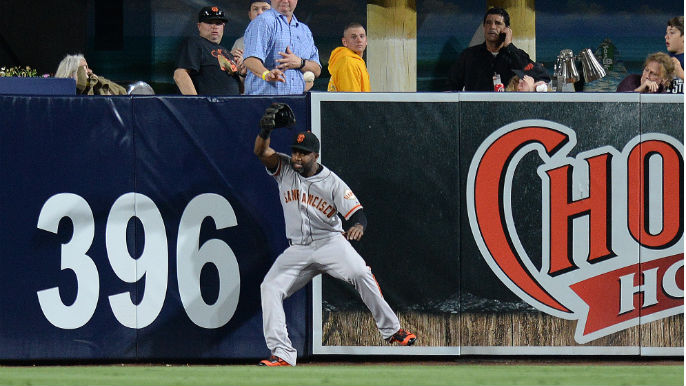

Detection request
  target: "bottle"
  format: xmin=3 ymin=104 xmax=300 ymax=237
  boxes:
xmin=557 ymin=75 xmax=566 ymax=92
xmin=493 ymin=72 xmax=504 ymax=92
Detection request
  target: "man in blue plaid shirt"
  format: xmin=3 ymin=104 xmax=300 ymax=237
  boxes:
xmin=243 ymin=0 xmax=321 ymax=94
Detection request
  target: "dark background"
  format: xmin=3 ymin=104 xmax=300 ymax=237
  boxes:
xmin=0 ymin=0 xmax=681 ymax=93
xmin=320 ymin=101 xmax=460 ymax=312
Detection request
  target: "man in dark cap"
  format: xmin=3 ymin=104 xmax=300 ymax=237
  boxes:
xmin=253 ymin=104 xmax=417 ymax=367
xmin=174 ymin=6 xmax=243 ymax=95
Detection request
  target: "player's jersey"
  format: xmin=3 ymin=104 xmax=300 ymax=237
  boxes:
xmin=269 ymin=153 xmax=362 ymax=245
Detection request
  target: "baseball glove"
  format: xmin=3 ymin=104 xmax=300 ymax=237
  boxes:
xmin=260 ymin=103 xmax=296 ymax=131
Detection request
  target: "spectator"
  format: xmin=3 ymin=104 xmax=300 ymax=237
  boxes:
xmin=242 ymin=0 xmax=321 ymax=95
xmin=327 ymin=22 xmax=370 ymax=92
xmin=616 ymin=52 xmax=674 ymax=93
xmin=232 ymin=1 xmax=272 ymax=82
xmin=511 ymin=62 xmax=550 ymax=92
xmin=505 ymin=75 xmax=520 ymax=92
xmin=665 ymin=16 xmax=684 ymax=93
xmin=232 ymin=1 xmax=272 ymax=53
xmin=55 ymin=54 xmax=127 ymax=95
xmin=448 ymin=7 xmax=532 ymax=91
xmin=173 ymin=6 xmax=242 ymax=95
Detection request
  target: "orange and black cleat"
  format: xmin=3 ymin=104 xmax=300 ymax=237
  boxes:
xmin=387 ymin=328 xmax=417 ymax=346
xmin=258 ymin=355 xmax=291 ymax=367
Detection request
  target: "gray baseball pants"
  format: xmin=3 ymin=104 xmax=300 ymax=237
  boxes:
xmin=260 ymin=233 xmax=400 ymax=366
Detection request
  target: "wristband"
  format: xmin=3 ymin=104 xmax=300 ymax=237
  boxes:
xmin=258 ymin=127 xmax=272 ymax=139
xmin=298 ymin=58 xmax=306 ymax=70
xmin=261 ymin=70 xmax=270 ymax=81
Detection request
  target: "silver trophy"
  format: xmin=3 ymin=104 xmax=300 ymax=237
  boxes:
xmin=553 ymin=49 xmax=606 ymax=91
xmin=578 ymin=48 xmax=607 ymax=83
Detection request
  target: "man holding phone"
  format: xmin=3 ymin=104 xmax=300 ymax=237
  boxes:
xmin=448 ymin=7 xmax=532 ymax=91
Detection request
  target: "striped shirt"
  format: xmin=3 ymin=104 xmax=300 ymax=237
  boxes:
xmin=243 ymin=9 xmax=321 ymax=95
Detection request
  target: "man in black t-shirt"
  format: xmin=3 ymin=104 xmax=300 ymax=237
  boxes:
xmin=174 ymin=6 xmax=242 ymax=95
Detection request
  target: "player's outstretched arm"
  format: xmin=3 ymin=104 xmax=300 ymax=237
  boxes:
xmin=254 ymin=104 xmax=283 ymax=170
xmin=254 ymin=131 xmax=279 ymax=170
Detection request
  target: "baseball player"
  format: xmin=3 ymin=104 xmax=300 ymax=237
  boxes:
xmin=254 ymin=103 xmax=416 ymax=367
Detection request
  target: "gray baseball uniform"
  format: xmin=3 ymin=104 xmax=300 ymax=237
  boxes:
xmin=261 ymin=153 xmax=401 ymax=366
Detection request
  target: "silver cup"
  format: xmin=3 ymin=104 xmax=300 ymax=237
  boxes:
xmin=560 ymin=49 xmax=580 ymax=83
xmin=579 ymin=48 xmax=607 ymax=83
xmin=554 ymin=49 xmax=580 ymax=84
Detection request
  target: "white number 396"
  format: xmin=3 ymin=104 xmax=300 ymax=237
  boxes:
xmin=36 ymin=192 xmax=240 ymax=330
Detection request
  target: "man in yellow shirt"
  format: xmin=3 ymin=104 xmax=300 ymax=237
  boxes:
xmin=327 ymin=23 xmax=370 ymax=92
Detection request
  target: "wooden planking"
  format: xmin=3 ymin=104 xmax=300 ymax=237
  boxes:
xmin=322 ymin=310 xmax=683 ymax=347
xmin=640 ymin=315 xmax=684 ymax=347
xmin=462 ymin=312 xmax=514 ymax=346
xmin=322 ymin=311 xmax=460 ymax=346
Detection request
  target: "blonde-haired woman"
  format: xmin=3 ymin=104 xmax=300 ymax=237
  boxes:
xmin=55 ymin=54 xmax=86 ymax=79
xmin=616 ymin=52 xmax=674 ymax=93
xmin=55 ymin=54 xmax=127 ymax=95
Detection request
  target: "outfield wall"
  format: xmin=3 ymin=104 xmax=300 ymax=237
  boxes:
xmin=311 ymin=93 xmax=683 ymax=357
xmin=0 ymin=93 xmax=681 ymax=361
xmin=0 ymin=95 xmax=310 ymax=360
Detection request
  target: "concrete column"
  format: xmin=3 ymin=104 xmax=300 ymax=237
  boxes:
xmin=367 ymin=0 xmax=416 ymax=91
xmin=486 ymin=0 xmax=536 ymax=61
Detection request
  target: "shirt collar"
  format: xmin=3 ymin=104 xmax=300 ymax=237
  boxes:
xmin=275 ymin=10 xmax=299 ymax=26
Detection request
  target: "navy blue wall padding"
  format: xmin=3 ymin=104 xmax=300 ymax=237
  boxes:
xmin=0 ymin=78 xmax=76 ymax=95
xmin=0 ymin=95 xmax=309 ymax=360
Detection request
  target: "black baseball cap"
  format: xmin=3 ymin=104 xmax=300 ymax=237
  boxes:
xmin=291 ymin=131 xmax=320 ymax=153
xmin=512 ymin=62 xmax=551 ymax=82
xmin=199 ymin=6 xmax=228 ymax=23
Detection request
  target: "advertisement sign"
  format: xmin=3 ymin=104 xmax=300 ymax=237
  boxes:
xmin=311 ymin=92 xmax=683 ymax=356
xmin=466 ymin=120 xmax=682 ymax=345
